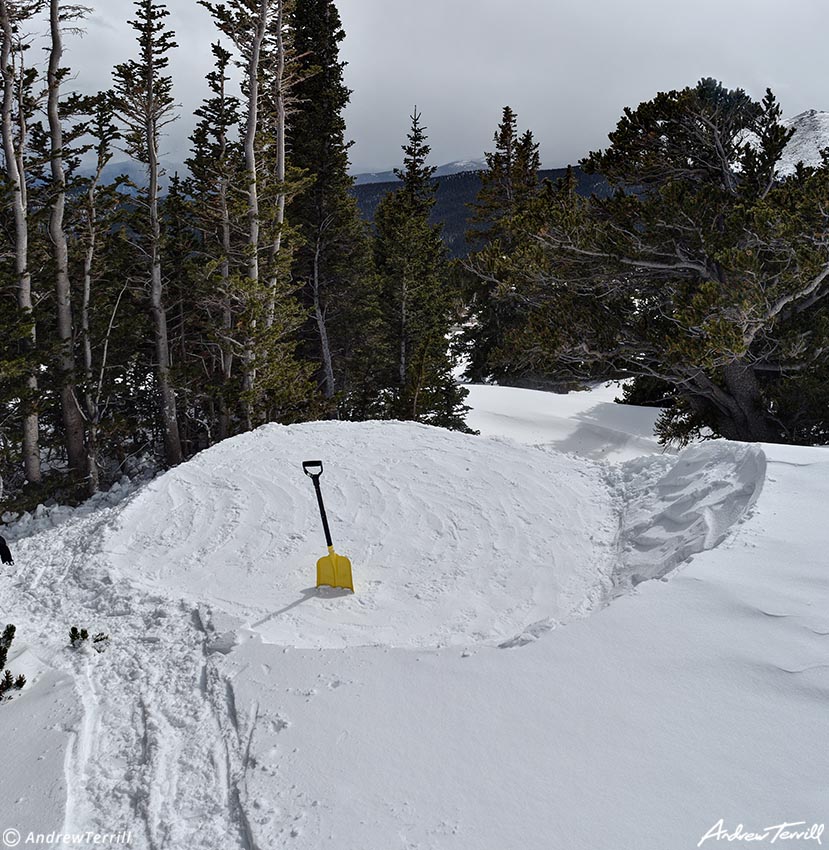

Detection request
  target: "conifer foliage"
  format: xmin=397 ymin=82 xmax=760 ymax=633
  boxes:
xmin=0 ymin=624 xmax=25 ymax=700
xmin=373 ymin=111 xmax=470 ymax=430
xmin=289 ymin=0 xmax=376 ymax=411
xmin=497 ymin=80 xmax=829 ymax=443
xmin=0 ymin=2 xmax=473 ymax=510
xmin=461 ymin=106 xmax=543 ymax=384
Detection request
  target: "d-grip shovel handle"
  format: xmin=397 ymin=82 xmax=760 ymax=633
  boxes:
xmin=302 ymin=460 xmax=333 ymax=547
xmin=303 ymin=460 xmax=323 ymax=478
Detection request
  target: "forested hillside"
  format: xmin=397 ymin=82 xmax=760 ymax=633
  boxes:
xmin=353 ymin=166 xmax=611 ymax=257
xmin=2 ymin=0 xmax=829 ymax=513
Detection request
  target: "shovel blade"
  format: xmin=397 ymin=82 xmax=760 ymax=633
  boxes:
xmin=316 ymin=547 xmax=354 ymax=592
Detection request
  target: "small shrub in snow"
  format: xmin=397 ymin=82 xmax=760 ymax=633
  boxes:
xmin=0 ymin=624 xmax=25 ymax=702
xmin=91 ymin=633 xmax=110 ymax=652
xmin=69 ymin=626 xmax=110 ymax=653
xmin=69 ymin=626 xmax=88 ymax=647
xmin=0 ymin=624 xmax=15 ymax=669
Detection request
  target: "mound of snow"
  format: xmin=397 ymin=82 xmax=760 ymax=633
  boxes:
xmin=0 ymin=385 xmax=784 ymax=850
xmin=102 ymin=420 xmax=619 ymax=649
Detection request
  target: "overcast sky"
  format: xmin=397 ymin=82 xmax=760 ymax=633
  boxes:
xmin=70 ymin=0 xmax=829 ymax=172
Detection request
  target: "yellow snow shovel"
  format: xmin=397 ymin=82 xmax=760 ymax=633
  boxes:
xmin=302 ymin=460 xmax=354 ymax=592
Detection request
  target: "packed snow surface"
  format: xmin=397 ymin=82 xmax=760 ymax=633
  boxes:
xmin=0 ymin=383 xmax=826 ymax=850
xmin=104 ymin=421 xmax=618 ymax=649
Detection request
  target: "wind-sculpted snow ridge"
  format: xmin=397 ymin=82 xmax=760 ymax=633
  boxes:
xmin=102 ymin=420 xmax=619 ymax=650
xmin=609 ymin=441 xmax=766 ymax=594
xmin=498 ymin=442 xmax=766 ymax=647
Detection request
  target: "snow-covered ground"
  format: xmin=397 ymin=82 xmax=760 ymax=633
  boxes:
xmin=780 ymin=109 xmax=829 ymax=176
xmin=0 ymin=383 xmax=826 ymax=849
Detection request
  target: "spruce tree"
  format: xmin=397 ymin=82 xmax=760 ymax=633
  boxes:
xmin=199 ymin=0 xmax=314 ymax=431
xmin=1 ymin=1 xmax=44 ymax=486
xmin=75 ymin=93 xmax=124 ymax=494
xmin=185 ymin=42 xmax=243 ymax=441
xmin=373 ymin=110 xmax=470 ymax=430
xmin=45 ymin=0 xmax=91 ymax=480
xmin=112 ymin=0 xmax=183 ymax=467
xmin=462 ymin=107 xmax=542 ymax=383
xmin=288 ymin=0 xmax=377 ymax=410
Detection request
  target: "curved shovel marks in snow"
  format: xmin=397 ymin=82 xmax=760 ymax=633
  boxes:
xmin=302 ymin=460 xmax=354 ymax=592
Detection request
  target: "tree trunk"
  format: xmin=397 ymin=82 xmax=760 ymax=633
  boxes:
xmin=145 ymin=24 xmax=182 ymax=467
xmin=218 ymin=143 xmax=233 ymax=441
xmin=1 ymin=5 xmax=40 ymax=484
xmin=689 ymin=360 xmax=779 ymax=443
xmin=240 ymin=0 xmax=269 ymax=430
xmin=149 ymin=157 xmax=182 ymax=466
xmin=48 ymin=0 xmax=87 ymax=477
xmin=266 ymin=0 xmax=286 ymax=329
xmin=81 ymin=182 xmax=100 ymax=494
xmin=312 ymin=235 xmax=336 ymax=399
xmin=399 ymin=281 xmax=408 ymax=386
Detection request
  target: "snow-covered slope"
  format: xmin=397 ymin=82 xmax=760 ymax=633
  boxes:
xmin=0 ymin=385 xmax=825 ymax=850
xmin=779 ymin=109 xmax=829 ymax=176
xmin=465 ymin=381 xmax=666 ymax=460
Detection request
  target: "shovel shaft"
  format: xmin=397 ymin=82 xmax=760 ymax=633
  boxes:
xmin=310 ymin=475 xmax=334 ymax=548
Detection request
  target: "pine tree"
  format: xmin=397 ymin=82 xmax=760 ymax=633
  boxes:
xmin=185 ymin=42 xmax=243 ymax=441
xmin=46 ymin=0 xmax=90 ymax=479
xmin=468 ymin=105 xmax=518 ymax=245
xmin=75 ymin=93 xmax=124 ymax=494
xmin=373 ymin=110 xmax=470 ymax=430
xmin=288 ymin=0 xmax=377 ymax=409
xmin=501 ymin=79 xmax=829 ymax=444
xmin=462 ymin=107 xmax=542 ymax=383
xmin=200 ymin=0 xmax=314 ymax=431
xmin=112 ymin=0 xmax=183 ymax=467
xmin=0 ymin=0 xmax=44 ymax=485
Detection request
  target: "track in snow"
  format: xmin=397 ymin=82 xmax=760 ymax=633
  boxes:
xmin=0 ymin=506 xmax=256 ymax=850
xmin=0 ymin=421 xmax=768 ymax=849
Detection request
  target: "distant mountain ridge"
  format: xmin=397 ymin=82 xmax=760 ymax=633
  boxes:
xmin=352 ymin=159 xmax=487 ymax=185
xmin=350 ymin=109 xmax=829 ymax=258
xmin=352 ymin=166 xmax=611 ymax=259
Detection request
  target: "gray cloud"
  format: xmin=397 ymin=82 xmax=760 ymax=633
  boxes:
xmin=61 ymin=0 xmax=829 ymax=172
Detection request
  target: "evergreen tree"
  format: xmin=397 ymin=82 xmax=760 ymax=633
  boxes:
xmin=201 ymin=0 xmax=313 ymax=431
xmin=74 ymin=93 xmax=125 ymax=494
xmin=0 ymin=0 xmax=44 ymax=486
xmin=497 ymin=79 xmax=829 ymax=444
xmin=373 ymin=110 xmax=470 ymax=430
xmin=461 ymin=106 xmax=542 ymax=383
xmin=288 ymin=0 xmax=378 ymax=410
xmin=45 ymin=0 xmax=91 ymax=480
xmin=469 ymin=105 xmax=518 ymax=245
xmin=185 ymin=42 xmax=243 ymax=441
xmin=112 ymin=0 xmax=183 ymax=467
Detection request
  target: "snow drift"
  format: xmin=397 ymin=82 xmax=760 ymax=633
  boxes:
xmin=101 ymin=419 xmax=763 ymax=650
xmin=103 ymin=420 xmax=619 ymax=648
